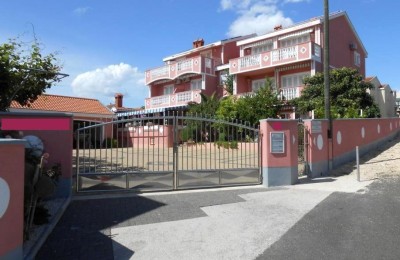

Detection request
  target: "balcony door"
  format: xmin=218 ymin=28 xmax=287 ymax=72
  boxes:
xmin=281 ymin=72 xmax=310 ymax=100
xmin=164 ymin=84 xmax=174 ymax=95
xmin=191 ymin=79 xmax=202 ymax=90
xmin=252 ymin=78 xmax=275 ymax=92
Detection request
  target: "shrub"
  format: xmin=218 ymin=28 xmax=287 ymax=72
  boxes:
xmin=229 ymin=141 xmax=238 ymax=149
xmin=103 ymin=138 xmax=118 ymax=148
xmin=181 ymin=127 xmax=194 ymax=142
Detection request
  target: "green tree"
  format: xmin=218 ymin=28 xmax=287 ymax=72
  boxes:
xmin=186 ymin=92 xmax=220 ymax=141
xmin=292 ymin=67 xmax=380 ymax=118
xmin=215 ymin=95 xmax=238 ymax=120
xmin=236 ymin=77 xmax=281 ymax=125
xmin=187 ymin=92 xmax=220 ymax=117
xmin=0 ymin=38 xmax=64 ymax=111
xmin=221 ymin=70 xmax=234 ymax=95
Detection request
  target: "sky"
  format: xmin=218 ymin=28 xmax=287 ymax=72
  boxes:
xmin=1 ymin=0 xmax=399 ymax=108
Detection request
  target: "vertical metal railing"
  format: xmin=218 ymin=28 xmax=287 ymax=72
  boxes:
xmin=74 ymin=113 xmax=261 ymax=193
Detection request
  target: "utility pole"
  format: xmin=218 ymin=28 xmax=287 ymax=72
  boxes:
xmin=324 ymin=0 xmax=332 ymax=138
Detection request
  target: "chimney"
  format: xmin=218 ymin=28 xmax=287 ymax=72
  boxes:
xmin=274 ymin=25 xmax=283 ymax=31
xmin=193 ymin=38 xmax=205 ymax=48
xmin=115 ymin=93 xmax=123 ymax=108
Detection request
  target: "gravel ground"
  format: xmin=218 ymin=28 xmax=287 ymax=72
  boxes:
xmin=331 ymin=134 xmax=400 ymax=180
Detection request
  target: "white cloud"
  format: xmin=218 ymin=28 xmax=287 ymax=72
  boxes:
xmin=221 ymin=0 xmax=307 ymax=37
xmin=284 ymin=0 xmax=309 ymax=3
xmin=73 ymin=7 xmax=91 ymax=16
xmin=71 ymin=63 xmax=146 ymax=106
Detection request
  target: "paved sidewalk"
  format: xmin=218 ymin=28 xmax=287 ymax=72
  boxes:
xmin=36 ymin=136 xmax=400 ymax=259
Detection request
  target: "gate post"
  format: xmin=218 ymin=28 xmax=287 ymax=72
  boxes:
xmin=172 ymin=115 xmax=178 ymax=190
xmin=259 ymin=119 xmax=299 ymax=187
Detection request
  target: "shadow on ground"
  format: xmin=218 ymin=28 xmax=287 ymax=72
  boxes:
xmin=36 ymin=196 xmax=165 ymax=259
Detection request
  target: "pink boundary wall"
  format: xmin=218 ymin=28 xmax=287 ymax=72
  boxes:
xmin=260 ymin=118 xmax=400 ymax=186
xmin=0 ymin=112 xmax=73 ymax=259
xmin=304 ymin=118 xmax=400 ymax=178
xmin=0 ymin=112 xmax=73 ymax=195
xmin=260 ymin=119 xmax=299 ymax=186
xmin=119 ymin=125 xmax=173 ymax=147
xmin=0 ymin=140 xmax=26 ymax=260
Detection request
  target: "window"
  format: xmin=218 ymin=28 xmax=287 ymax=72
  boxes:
xmin=280 ymin=35 xmax=310 ymax=48
xmin=252 ymin=44 xmax=273 ymax=55
xmin=354 ymin=51 xmax=361 ymax=67
xmin=164 ymin=85 xmax=174 ymax=95
xmin=281 ymin=72 xmax=310 ymax=89
xmin=191 ymin=79 xmax=202 ymax=90
xmin=252 ymin=78 xmax=275 ymax=92
xmin=220 ymin=70 xmax=228 ymax=85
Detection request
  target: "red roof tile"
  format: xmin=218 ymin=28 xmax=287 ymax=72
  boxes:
xmin=10 ymin=94 xmax=114 ymax=115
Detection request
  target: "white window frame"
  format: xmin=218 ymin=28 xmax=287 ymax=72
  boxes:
xmin=281 ymin=72 xmax=310 ymax=89
xmin=280 ymin=35 xmax=310 ymax=48
xmin=252 ymin=78 xmax=275 ymax=92
xmin=252 ymin=43 xmax=273 ymax=55
xmin=220 ymin=70 xmax=228 ymax=85
xmin=190 ymin=79 xmax=202 ymax=90
xmin=164 ymin=84 xmax=174 ymax=95
xmin=354 ymin=51 xmax=361 ymax=67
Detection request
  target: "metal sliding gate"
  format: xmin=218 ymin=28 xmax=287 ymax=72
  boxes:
xmin=297 ymin=121 xmax=308 ymax=176
xmin=74 ymin=112 xmax=261 ymax=192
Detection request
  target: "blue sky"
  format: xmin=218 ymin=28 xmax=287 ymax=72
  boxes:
xmin=1 ymin=0 xmax=399 ymax=108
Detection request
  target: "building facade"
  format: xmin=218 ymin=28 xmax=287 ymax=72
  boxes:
xmin=229 ymin=11 xmax=367 ymax=118
xmin=144 ymin=11 xmax=370 ymax=118
xmin=366 ymin=76 xmax=397 ymax=118
xmin=144 ymin=35 xmax=254 ymax=111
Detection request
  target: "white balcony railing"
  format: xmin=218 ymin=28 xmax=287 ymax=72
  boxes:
xmin=177 ymin=59 xmax=193 ymax=72
xmin=151 ymin=95 xmax=170 ymax=107
xmin=240 ymin=55 xmax=261 ymax=69
xmin=145 ymin=89 xmax=202 ymax=109
xmin=272 ymin=46 xmax=298 ymax=62
xmin=230 ymin=42 xmax=319 ymax=74
xmin=281 ymin=87 xmax=300 ymax=100
xmin=146 ymin=56 xmax=219 ymax=85
xmin=150 ymin=66 xmax=169 ymax=79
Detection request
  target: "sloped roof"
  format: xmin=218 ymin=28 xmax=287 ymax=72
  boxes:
xmin=10 ymin=94 xmax=114 ymax=115
xmin=365 ymin=76 xmax=375 ymax=82
xmin=237 ymin=11 xmax=367 ymax=57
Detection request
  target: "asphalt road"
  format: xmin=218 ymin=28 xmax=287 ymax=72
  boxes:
xmin=35 ymin=175 xmax=400 ymax=260
xmin=257 ymin=176 xmax=400 ymax=260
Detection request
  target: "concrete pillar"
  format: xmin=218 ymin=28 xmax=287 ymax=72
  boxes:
xmin=260 ymin=119 xmax=298 ymax=186
xmin=0 ymin=139 xmax=26 ymax=260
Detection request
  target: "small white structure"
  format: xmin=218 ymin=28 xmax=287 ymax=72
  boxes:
xmin=366 ymin=76 xmax=397 ymax=118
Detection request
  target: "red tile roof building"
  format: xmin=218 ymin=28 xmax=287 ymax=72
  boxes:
xmin=10 ymin=94 xmax=114 ymax=116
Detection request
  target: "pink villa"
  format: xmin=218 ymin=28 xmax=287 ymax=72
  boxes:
xmin=141 ymin=11 xmax=368 ymax=118
xmin=229 ymin=10 xmax=367 ymax=118
xmin=144 ymin=35 xmax=255 ymax=111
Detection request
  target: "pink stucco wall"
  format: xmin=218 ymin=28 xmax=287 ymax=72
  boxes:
xmin=303 ymin=118 xmax=400 ymax=177
xmin=332 ymin=118 xmax=400 ymax=158
xmin=0 ymin=140 xmax=25 ymax=259
xmin=127 ymin=125 xmax=173 ymax=148
xmin=0 ymin=112 xmax=73 ymax=196
xmin=260 ymin=120 xmax=298 ymax=168
xmin=327 ymin=15 xmax=366 ymax=77
xmin=260 ymin=118 xmax=400 ymax=183
xmin=222 ymin=41 xmax=240 ymax=64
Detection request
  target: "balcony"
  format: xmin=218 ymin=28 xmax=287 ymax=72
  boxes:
xmin=145 ymin=56 xmax=222 ymax=85
xmin=280 ymin=87 xmax=302 ymax=100
xmin=145 ymin=89 xmax=202 ymax=110
xmin=235 ymin=86 xmax=304 ymax=101
xmin=229 ymin=42 xmax=321 ymax=74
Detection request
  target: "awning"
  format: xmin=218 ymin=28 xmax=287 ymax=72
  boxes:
xmin=117 ymin=106 xmax=188 ymax=117
xmin=278 ymin=28 xmax=313 ymax=40
xmin=241 ymin=39 xmax=273 ymax=50
xmin=117 ymin=108 xmax=166 ymax=117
